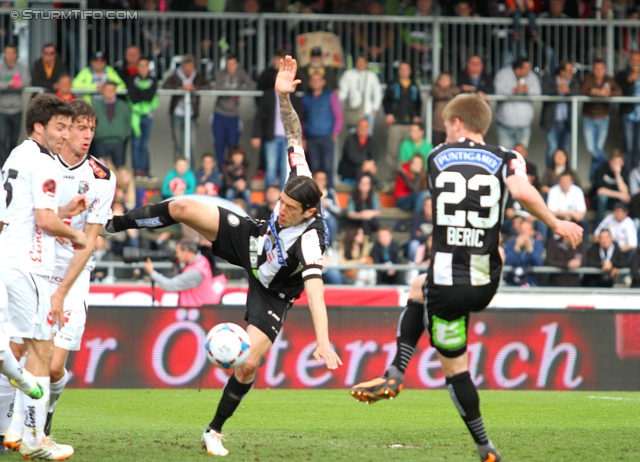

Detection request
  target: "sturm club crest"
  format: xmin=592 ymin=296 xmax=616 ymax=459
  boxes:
xmin=227 ymin=214 xmax=240 ymax=227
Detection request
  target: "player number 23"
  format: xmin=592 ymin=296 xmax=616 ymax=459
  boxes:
xmin=435 ymin=171 xmax=500 ymax=228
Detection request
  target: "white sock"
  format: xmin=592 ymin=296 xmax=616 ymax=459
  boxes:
xmin=48 ymin=369 xmax=68 ymax=414
xmin=0 ymin=350 xmax=35 ymax=394
xmin=8 ymin=387 xmax=24 ymax=437
xmin=0 ymin=374 xmax=16 ymax=435
xmin=22 ymin=376 xmax=49 ymax=447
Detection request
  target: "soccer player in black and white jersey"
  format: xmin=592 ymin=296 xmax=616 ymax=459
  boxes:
xmin=104 ymin=56 xmax=342 ymax=457
xmin=351 ymin=93 xmax=583 ymax=462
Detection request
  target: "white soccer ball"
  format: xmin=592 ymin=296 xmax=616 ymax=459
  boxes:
xmin=205 ymin=323 xmax=252 ymax=369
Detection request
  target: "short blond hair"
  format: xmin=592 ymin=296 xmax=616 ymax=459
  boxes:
xmin=441 ymin=93 xmax=492 ymax=135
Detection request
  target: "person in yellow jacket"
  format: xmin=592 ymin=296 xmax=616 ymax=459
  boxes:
xmin=72 ymin=51 xmax=126 ymax=104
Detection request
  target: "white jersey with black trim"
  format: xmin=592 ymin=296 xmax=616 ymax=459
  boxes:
xmin=254 ymin=145 xmax=327 ymax=299
xmin=55 ymin=155 xmax=116 ymax=271
xmin=427 ymin=138 xmax=527 ymax=288
xmin=0 ymin=139 xmax=61 ymax=276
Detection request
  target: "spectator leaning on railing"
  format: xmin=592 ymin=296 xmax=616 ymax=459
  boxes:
xmin=582 ymin=228 xmax=628 ymax=288
xmin=493 ymin=56 xmax=541 ymax=150
xmin=589 ymin=149 xmax=631 ymax=225
xmin=594 ymin=202 xmax=638 ymax=262
xmin=72 ymin=51 xmax=126 ymax=104
xmin=458 ymin=55 xmax=494 ymax=101
xmin=615 ymin=51 xmax=640 ymax=171
xmin=504 ymin=220 xmax=544 ymax=287
xmin=30 ymin=42 xmax=67 ymax=93
xmin=545 ymin=229 xmax=585 ymax=287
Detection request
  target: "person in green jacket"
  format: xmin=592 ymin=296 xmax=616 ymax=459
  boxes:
xmin=398 ymin=121 xmax=433 ymax=164
xmin=127 ymin=56 xmax=159 ymax=179
xmin=92 ymin=81 xmax=131 ymax=168
xmin=72 ymin=51 xmax=126 ymax=104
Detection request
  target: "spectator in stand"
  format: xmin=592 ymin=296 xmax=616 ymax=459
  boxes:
xmin=347 ymin=173 xmax=381 ymax=237
xmin=212 ymin=52 xmax=255 ymax=168
xmin=302 ymin=72 xmax=343 ymax=189
xmin=545 ymin=230 xmax=585 ymax=287
xmin=339 ymin=118 xmax=380 ymax=186
xmin=590 ymin=149 xmax=631 ymax=225
xmin=540 ymin=148 xmax=582 ymax=195
xmin=371 ymin=226 xmax=404 ymax=285
xmin=296 ymin=47 xmax=338 ymax=93
xmin=582 ymin=228 xmax=628 ymax=287
xmin=615 ymin=51 xmax=640 ymax=171
xmin=494 ymin=56 xmax=541 ymax=149
xmin=383 ymin=62 xmax=422 ymax=183
xmin=407 ymin=195 xmax=433 ymax=263
xmin=163 ymin=55 xmax=210 ymax=162
xmin=458 ymin=55 xmax=494 ymax=101
xmin=73 ymin=51 xmax=126 ymax=104
xmin=115 ymin=45 xmax=142 ymax=83
xmin=399 ymin=121 xmax=433 ymax=164
xmin=195 ymin=153 xmax=222 ymax=197
xmin=114 ymin=166 xmax=137 ymax=211
xmin=53 ymin=74 xmax=75 ymax=102
xmin=314 ymin=170 xmax=341 ymax=246
xmin=541 ymin=60 xmax=580 ymax=167
xmin=402 ymin=0 xmax=435 ymax=81
xmin=162 ymin=156 xmax=197 ymax=199
xmin=256 ymin=48 xmax=286 ymax=97
xmin=628 ymin=159 xmax=640 ymax=220
xmin=431 ymin=72 xmax=461 ymax=146
xmin=92 ymin=81 xmax=131 ymax=169
xmin=581 ymin=59 xmax=622 ymax=181
xmin=254 ymin=184 xmax=280 ymax=221
xmin=30 ymin=42 xmax=67 ymax=92
xmin=537 ymin=0 xmax=571 ymax=73
xmin=394 ymin=154 xmax=429 ymax=214
xmin=108 ymin=198 xmax=140 ymax=258
xmin=355 ymin=2 xmax=395 ymax=76
xmin=0 ymin=43 xmax=29 ymax=167
xmin=514 ymin=143 xmax=540 ymax=191
xmin=339 ymin=226 xmax=375 ymax=286
xmin=221 ymin=144 xmax=252 ymax=206
xmin=252 ymin=88 xmax=305 ymax=189
xmin=127 ymin=56 xmax=158 ymax=179
xmin=338 ymin=53 xmax=383 ymax=134
xmin=630 ymin=245 xmax=640 ymax=287
xmin=507 ymin=0 xmax=538 ymax=42
xmin=546 ymin=171 xmax=587 ymax=226
xmin=504 ymin=220 xmax=544 ymax=287
xmin=594 ymin=202 xmax=638 ymax=261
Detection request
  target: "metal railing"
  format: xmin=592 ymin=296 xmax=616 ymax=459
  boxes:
xmin=92 ymin=259 xmax=631 ymax=285
xmin=3 ymin=9 xmax=640 ymax=83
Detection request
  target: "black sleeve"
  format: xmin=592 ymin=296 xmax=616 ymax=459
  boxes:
xmin=585 ymin=245 xmax=601 ymax=268
xmin=478 ymin=74 xmax=494 ymax=94
xmin=612 ymin=246 xmax=629 ymax=269
xmin=382 ymin=82 xmax=394 ymax=114
xmin=631 ymin=249 xmax=640 ymax=285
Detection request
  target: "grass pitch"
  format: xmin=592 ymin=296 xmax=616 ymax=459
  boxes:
xmin=46 ymin=389 xmax=639 ymax=461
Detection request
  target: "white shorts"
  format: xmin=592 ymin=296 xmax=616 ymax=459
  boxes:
xmin=0 ymin=267 xmax=52 ymax=341
xmin=48 ymin=267 xmax=90 ymax=351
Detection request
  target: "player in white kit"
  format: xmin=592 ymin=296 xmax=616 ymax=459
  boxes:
xmin=0 ymin=94 xmax=86 ymax=460
xmin=45 ymin=99 xmax=115 ymax=435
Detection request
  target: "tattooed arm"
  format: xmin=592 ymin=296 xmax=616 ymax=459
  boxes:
xmin=275 ymin=56 xmax=303 ymax=148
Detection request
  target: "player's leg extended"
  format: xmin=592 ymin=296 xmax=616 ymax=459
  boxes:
xmin=203 ymin=326 xmax=273 ymax=456
xmin=106 ymin=199 xmax=221 ymax=242
xmin=1 ymin=341 xmax=26 ymax=452
xmin=439 ymin=353 xmax=501 ymax=462
xmin=350 ymin=273 xmax=427 ymax=403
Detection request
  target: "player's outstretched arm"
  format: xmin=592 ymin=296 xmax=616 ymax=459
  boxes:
xmin=506 ymin=175 xmax=583 ymax=248
xmin=50 ymin=222 xmax=102 ymax=327
xmin=275 ymin=55 xmax=303 ymax=149
xmin=304 ymin=278 xmax=342 ymax=370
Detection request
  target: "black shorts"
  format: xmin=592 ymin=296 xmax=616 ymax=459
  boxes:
xmin=212 ymin=208 xmax=293 ymax=343
xmin=422 ymin=280 xmax=499 ymax=358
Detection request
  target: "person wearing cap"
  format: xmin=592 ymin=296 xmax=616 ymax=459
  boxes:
xmin=72 ymin=51 xmax=126 ymax=104
xmin=296 ymin=46 xmax=338 ymax=93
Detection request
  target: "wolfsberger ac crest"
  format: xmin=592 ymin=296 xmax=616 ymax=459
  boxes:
xmin=78 ymin=180 xmax=90 ymax=194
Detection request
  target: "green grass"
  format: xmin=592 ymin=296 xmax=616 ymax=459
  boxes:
xmin=46 ymin=389 xmax=640 ymax=461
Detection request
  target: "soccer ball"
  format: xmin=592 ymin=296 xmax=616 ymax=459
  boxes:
xmin=205 ymin=323 xmax=252 ymax=369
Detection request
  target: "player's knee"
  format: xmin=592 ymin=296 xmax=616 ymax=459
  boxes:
xmin=409 ymin=273 xmax=427 ymax=300
xmin=50 ymin=364 xmax=65 ymax=382
xmin=236 ymin=357 xmax=260 ymax=380
xmin=168 ymin=199 xmax=188 ymax=221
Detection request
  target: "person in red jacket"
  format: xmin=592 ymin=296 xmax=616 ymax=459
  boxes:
xmin=393 ymin=153 xmax=429 ymax=213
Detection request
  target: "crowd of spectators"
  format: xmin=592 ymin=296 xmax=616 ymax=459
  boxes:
xmin=3 ymin=1 xmax=640 ymax=288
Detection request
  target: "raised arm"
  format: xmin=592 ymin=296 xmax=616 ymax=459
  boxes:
xmin=275 ymin=56 xmax=303 ymax=148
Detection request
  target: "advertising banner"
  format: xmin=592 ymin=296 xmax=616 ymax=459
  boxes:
xmin=67 ymin=306 xmax=640 ymax=391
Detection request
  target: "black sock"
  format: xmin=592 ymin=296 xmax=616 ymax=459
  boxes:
xmin=108 ymin=201 xmax=177 ymax=232
xmin=209 ymin=374 xmax=253 ymax=432
xmin=387 ymin=300 xmax=425 ymax=376
xmin=446 ymin=371 xmax=488 ymax=445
